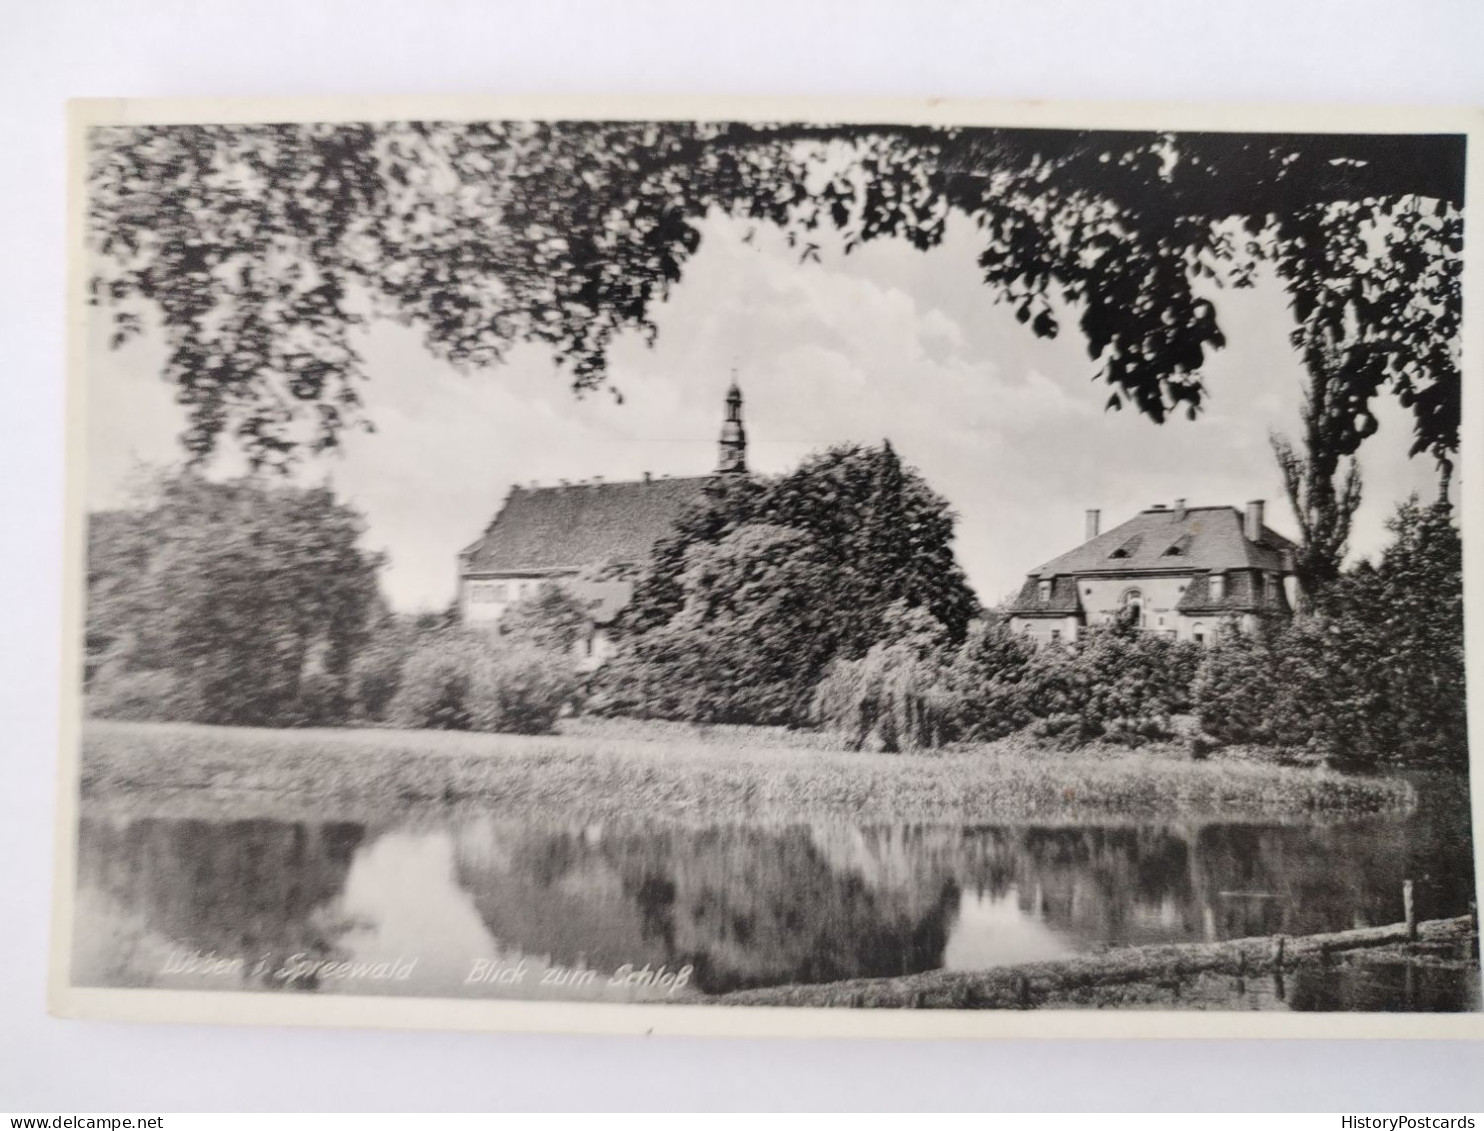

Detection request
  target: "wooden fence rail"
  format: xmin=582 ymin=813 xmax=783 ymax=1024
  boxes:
xmin=719 ymin=913 xmax=1478 ymax=1010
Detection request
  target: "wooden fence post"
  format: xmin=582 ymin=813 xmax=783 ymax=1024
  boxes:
xmin=1403 ymin=879 xmax=1417 ymax=942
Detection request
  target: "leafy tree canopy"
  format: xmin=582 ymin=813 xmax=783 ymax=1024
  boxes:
xmin=599 ymin=441 xmax=980 ymax=725
xmin=89 ymin=121 xmax=1462 ymax=469
xmin=1193 ymin=495 xmax=1466 ymax=771
xmin=87 ymin=471 xmax=385 ymax=726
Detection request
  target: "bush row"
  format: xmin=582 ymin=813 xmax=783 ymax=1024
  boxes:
xmin=813 ymin=619 xmax=1201 ymax=753
xmin=90 ymin=589 xmax=583 ymax=736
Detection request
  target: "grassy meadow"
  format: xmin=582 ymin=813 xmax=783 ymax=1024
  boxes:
xmin=79 ymin=715 xmax=1416 ymax=825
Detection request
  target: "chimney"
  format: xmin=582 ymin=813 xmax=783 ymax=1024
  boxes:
xmin=1245 ymin=499 xmax=1264 ymax=542
xmin=1085 ymin=509 xmax=1101 ymax=541
xmin=1173 ymin=498 xmax=1187 ymax=522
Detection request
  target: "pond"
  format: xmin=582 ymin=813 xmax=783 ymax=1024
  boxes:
xmin=71 ymin=781 xmax=1479 ymax=1011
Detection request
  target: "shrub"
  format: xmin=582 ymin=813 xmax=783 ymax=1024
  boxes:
xmin=387 ymin=631 xmax=576 ymax=735
xmin=87 ymin=663 xmax=184 ymax=722
xmin=938 ymin=620 xmax=1037 ymax=742
xmin=1018 ymin=623 xmax=1196 ymax=748
xmin=813 ymin=618 xmax=1199 ymax=753
xmin=498 ymin=584 xmax=595 ymax=654
xmin=1195 ymin=613 xmax=1436 ymax=771
xmin=350 ymin=619 xmax=416 ymax=723
xmin=1190 ymin=625 xmax=1281 ymax=748
xmin=812 ymin=636 xmax=953 ymax=753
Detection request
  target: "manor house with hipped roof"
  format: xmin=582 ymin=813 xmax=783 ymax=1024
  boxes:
xmin=457 ymin=380 xmax=749 ymax=669
xmin=1007 ymin=500 xmax=1298 ymax=646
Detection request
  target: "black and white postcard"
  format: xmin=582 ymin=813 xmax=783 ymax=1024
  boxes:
xmin=50 ymin=95 xmax=1484 ymax=1037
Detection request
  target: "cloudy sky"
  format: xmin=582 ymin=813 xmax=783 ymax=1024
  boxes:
xmin=86 ymin=211 xmax=1445 ymax=613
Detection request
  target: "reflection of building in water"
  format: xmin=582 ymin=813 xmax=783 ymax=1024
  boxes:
xmin=70 ymin=787 xmax=1474 ymax=1001
xmin=451 ymin=820 xmax=960 ymax=994
xmin=447 ymin=813 xmax=1469 ymax=993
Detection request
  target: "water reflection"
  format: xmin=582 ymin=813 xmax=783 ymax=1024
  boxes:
xmin=72 ymin=791 xmax=1479 ymax=1011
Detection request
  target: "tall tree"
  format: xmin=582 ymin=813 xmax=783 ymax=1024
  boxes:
xmin=1270 ymin=343 xmax=1364 ymax=606
xmin=603 ymin=442 xmax=980 ymax=725
xmin=1268 ymin=194 xmax=1460 ymax=600
xmin=88 ymin=471 xmax=385 ymax=725
xmin=1329 ymin=495 xmax=1467 ymax=770
xmin=600 ymin=523 xmax=838 ymax=725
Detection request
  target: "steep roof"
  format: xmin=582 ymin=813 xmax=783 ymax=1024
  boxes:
xmin=461 ymin=476 xmax=712 ymax=575
xmin=1007 ymin=575 xmax=1084 ymax=618
xmin=1027 ymin=505 xmax=1296 ymax=579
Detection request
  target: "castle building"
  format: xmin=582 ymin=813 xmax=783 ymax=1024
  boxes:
xmin=1006 ymin=500 xmax=1297 ymax=646
xmin=457 ymin=380 xmax=749 ymax=669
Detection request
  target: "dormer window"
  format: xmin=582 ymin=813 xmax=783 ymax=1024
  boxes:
xmin=1162 ymin=533 xmax=1193 ymax=557
xmin=1209 ymin=572 xmax=1225 ymax=602
xmin=1038 ymin=579 xmax=1052 ymax=605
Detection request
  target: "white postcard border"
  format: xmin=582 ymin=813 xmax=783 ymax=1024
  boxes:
xmin=49 ymin=92 xmax=1484 ymax=1039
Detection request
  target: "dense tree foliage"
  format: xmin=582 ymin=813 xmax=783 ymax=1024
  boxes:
xmin=814 ymin=618 xmax=1200 ymax=753
xmin=87 ymin=473 xmax=385 ymax=726
xmin=386 ymin=631 xmax=575 ymax=735
xmin=809 ymin=497 xmax=1464 ymax=769
xmin=88 ymin=121 xmax=1462 ymax=475
xmin=599 ymin=442 xmax=980 ymax=725
xmin=597 ymin=524 xmax=838 ymax=725
xmin=1194 ymin=496 xmax=1466 ymax=771
xmin=496 ymin=584 xmax=598 ymax=654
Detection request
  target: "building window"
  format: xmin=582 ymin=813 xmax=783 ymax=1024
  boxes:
xmin=1209 ymin=572 xmax=1225 ymax=602
xmin=1050 ymin=629 xmax=1061 ymax=644
xmin=1038 ymin=580 xmax=1052 ymax=604
xmin=1193 ymin=622 xmax=1206 ymax=645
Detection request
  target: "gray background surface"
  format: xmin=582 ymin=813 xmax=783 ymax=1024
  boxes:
xmin=3 ymin=0 xmax=1483 ymax=1111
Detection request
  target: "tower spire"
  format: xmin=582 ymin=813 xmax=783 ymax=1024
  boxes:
xmin=716 ymin=370 xmax=747 ymax=474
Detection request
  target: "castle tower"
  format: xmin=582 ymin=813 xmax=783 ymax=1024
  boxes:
xmin=716 ymin=376 xmax=748 ymax=474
